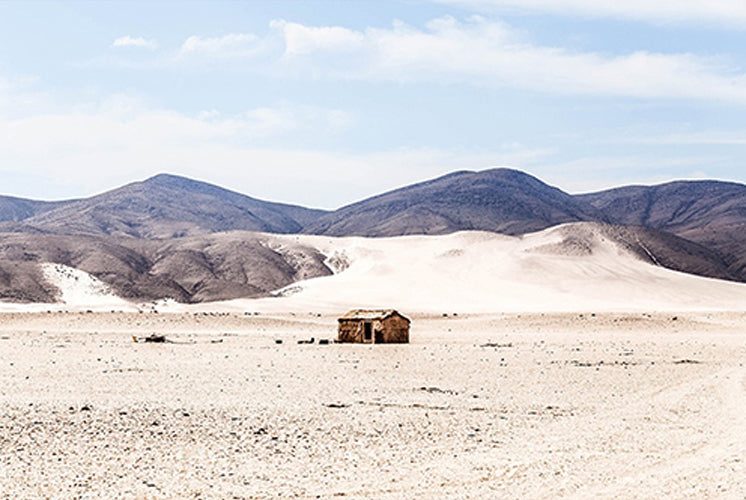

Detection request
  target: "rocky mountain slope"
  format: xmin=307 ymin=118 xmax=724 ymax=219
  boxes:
xmin=0 ymin=196 xmax=64 ymax=223
xmin=0 ymin=174 xmax=327 ymax=238
xmin=0 ymin=232 xmax=332 ymax=303
xmin=304 ymin=169 xmax=607 ymax=236
xmin=579 ymin=180 xmax=746 ymax=278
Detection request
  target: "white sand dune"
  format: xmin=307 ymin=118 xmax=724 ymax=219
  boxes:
xmin=200 ymin=224 xmax=746 ymax=314
xmin=39 ymin=263 xmax=137 ymax=311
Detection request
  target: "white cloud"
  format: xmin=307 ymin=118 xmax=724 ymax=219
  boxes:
xmin=111 ymin=36 xmax=158 ymax=50
xmin=171 ymin=17 xmax=746 ymax=101
xmin=179 ymin=33 xmax=262 ymax=58
xmin=0 ymin=75 xmax=53 ymax=117
xmin=0 ymin=97 xmax=352 ymax=151
xmin=240 ymin=104 xmax=353 ymax=136
xmin=266 ymin=16 xmax=746 ymax=102
xmin=435 ymin=0 xmax=746 ymax=28
xmin=270 ymin=20 xmax=365 ymax=56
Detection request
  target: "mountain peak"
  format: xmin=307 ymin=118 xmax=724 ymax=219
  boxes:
xmin=143 ymin=172 xmax=186 ymax=184
xmin=440 ymin=167 xmax=537 ymax=180
xmin=141 ymin=173 xmax=219 ymax=193
xmin=303 ymin=167 xmax=604 ymax=237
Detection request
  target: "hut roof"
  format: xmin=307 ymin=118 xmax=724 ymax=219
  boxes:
xmin=339 ymin=309 xmax=410 ymax=322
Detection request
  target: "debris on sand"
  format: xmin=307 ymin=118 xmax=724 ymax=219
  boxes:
xmin=297 ymin=337 xmax=315 ymax=344
xmin=132 ymin=334 xmax=194 ymax=344
xmin=481 ymin=342 xmax=513 ymax=348
xmin=673 ymin=359 xmax=701 ymax=364
xmin=133 ymin=334 xmax=167 ymax=343
xmin=324 ymin=402 xmax=349 ymax=409
xmin=418 ymin=386 xmax=458 ymax=395
xmin=564 ymin=359 xmax=639 ymax=368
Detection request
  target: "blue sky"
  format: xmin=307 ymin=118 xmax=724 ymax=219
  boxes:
xmin=0 ymin=0 xmax=745 ymax=208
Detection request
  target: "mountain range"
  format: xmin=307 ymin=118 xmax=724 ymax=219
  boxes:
xmin=1 ymin=168 xmax=745 ymax=303
xmin=0 ymin=174 xmax=323 ymax=238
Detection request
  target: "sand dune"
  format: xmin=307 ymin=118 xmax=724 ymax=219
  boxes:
xmin=210 ymin=223 xmax=746 ymax=314
xmin=40 ymin=263 xmax=134 ymax=309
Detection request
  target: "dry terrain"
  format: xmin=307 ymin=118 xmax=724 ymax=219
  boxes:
xmin=1 ymin=311 xmax=745 ymax=498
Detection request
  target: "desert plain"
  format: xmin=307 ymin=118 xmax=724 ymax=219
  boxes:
xmin=1 ymin=309 xmax=745 ymax=499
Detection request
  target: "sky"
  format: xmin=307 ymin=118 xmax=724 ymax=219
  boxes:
xmin=0 ymin=0 xmax=745 ymax=208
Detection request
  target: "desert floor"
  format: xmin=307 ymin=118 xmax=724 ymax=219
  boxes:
xmin=1 ymin=311 xmax=745 ymax=498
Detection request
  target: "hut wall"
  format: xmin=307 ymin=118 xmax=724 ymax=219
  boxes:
xmin=337 ymin=320 xmax=363 ymax=343
xmin=381 ymin=316 xmax=409 ymax=343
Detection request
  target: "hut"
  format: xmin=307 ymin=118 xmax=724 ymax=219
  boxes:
xmin=337 ymin=309 xmax=410 ymax=344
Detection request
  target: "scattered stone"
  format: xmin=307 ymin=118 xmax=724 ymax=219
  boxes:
xmin=418 ymin=386 xmax=457 ymax=395
xmin=481 ymin=342 xmax=513 ymax=348
xmin=133 ymin=334 xmax=167 ymax=343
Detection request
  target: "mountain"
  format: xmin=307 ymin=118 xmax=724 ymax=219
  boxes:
xmin=0 ymin=232 xmax=332 ymax=303
xmin=304 ymin=168 xmax=607 ymax=236
xmin=579 ymin=180 xmax=746 ymax=276
xmin=0 ymin=195 xmax=63 ymax=223
xmin=577 ymin=180 xmax=746 ymax=233
xmin=0 ymin=174 xmax=327 ymax=238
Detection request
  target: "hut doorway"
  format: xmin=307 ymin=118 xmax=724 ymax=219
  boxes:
xmin=363 ymin=322 xmax=372 ymax=342
xmin=375 ymin=329 xmax=384 ymax=343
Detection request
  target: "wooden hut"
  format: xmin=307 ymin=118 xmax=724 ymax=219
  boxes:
xmin=337 ymin=309 xmax=410 ymax=344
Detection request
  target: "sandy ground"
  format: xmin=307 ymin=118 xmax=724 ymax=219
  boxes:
xmin=1 ymin=311 xmax=745 ymax=498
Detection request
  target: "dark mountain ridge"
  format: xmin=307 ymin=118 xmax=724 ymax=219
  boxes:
xmin=578 ymin=180 xmax=746 ymax=233
xmin=0 ymin=174 xmax=327 ymax=238
xmin=304 ymin=168 xmax=608 ymax=236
